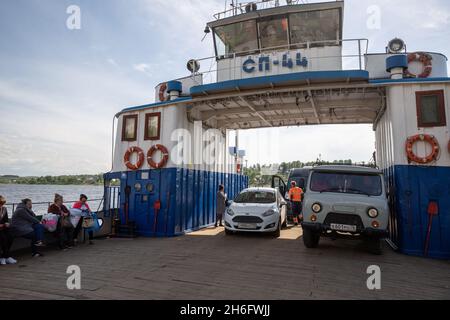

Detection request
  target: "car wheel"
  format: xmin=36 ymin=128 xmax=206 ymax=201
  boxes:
xmin=366 ymin=238 xmax=382 ymax=255
xmin=272 ymin=219 xmax=281 ymax=238
xmin=225 ymin=228 xmax=234 ymax=236
xmin=303 ymin=229 xmax=320 ymax=248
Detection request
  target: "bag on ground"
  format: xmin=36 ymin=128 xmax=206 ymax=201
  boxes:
xmin=41 ymin=213 xmax=59 ymax=233
xmin=69 ymin=208 xmax=83 ymax=228
xmin=83 ymin=213 xmax=101 ymax=232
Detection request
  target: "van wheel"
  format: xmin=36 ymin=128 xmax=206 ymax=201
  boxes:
xmin=303 ymin=229 xmax=320 ymax=248
xmin=366 ymin=238 xmax=382 ymax=255
xmin=272 ymin=219 xmax=281 ymax=238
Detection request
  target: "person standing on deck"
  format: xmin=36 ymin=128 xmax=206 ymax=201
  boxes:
xmin=72 ymin=194 xmax=95 ymax=245
xmin=11 ymin=199 xmax=46 ymax=258
xmin=48 ymin=194 xmax=74 ymax=250
xmin=215 ymin=185 xmax=227 ymax=228
xmin=0 ymin=195 xmax=17 ymax=265
xmin=289 ymin=181 xmax=304 ymax=226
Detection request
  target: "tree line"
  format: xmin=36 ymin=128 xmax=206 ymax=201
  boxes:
xmin=0 ymin=174 xmax=104 ymax=186
xmin=243 ymin=159 xmax=373 ymax=187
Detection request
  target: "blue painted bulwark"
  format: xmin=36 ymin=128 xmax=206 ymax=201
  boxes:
xmin=105 ymin=169 xmax=248 ymax=237
xmin=386 ymin=165 xmax=450 ymax=260
xmin=386 ymin=55 xmax=408 ymax=72
xmin=370 ymin=77 xmax=450 ymax=85
xmin=190 ymin=70 xmax=370 ymax=96
xmin=167 ymin=80 xmax=183 ymax=93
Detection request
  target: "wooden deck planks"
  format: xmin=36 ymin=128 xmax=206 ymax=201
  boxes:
xmin=0 ymin=226 xmax=449 ymax=300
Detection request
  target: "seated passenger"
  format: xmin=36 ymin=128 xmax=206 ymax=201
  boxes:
xmin=48 ymin=194 xmax=74 ymax=250
xmin=0 ymin=195 xmax=17 ymax=265
xmin=72 ymin=194 xmax=95 ymax=245
xmin=11 ymin=198 xmax=46 ymax=258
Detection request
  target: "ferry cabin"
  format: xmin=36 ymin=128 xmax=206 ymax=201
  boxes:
xmin=103 ymin=1 xmax=450 ymax=260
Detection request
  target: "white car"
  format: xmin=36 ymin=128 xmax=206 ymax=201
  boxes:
xmin=224 ymin=188 xmax=288 ymax=237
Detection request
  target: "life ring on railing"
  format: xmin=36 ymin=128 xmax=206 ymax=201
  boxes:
xmin=147 ymin=144 xmax=169 ymax=169
xmin=124 ymin=147 xmax=145 ymax=171
xmin=404 ymin=52 xmax=433 ymax=78
xmin=159 ymin=83 xmax=168 ymax=102
xmin=405 ymin=134 xmax=440 ymax=164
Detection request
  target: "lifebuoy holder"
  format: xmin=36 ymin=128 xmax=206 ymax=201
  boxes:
xmin=124 ymin=146 xmax=145 ymax=171
xmin=405 ymin=134 xmax=440 ymax=164
xmin=148 ymin=144 xmax=170 ymax=169
xmin=404 ymin=52 xmax=433 ymax=78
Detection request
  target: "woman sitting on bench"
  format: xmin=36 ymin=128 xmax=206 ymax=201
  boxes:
xmin=0 ymin=195 xmax=17 ymax=265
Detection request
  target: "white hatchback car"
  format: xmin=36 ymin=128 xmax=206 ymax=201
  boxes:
xmin=224 ymin=188 xmax=288 ymax=237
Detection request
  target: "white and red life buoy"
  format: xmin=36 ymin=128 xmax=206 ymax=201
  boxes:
xmin=124 ymin=147 xmax=145 ymax=171
xmin=147 ymin=144 xmax=170 ymax=169
xmin=405 ymin=134 xmax=440 ymax=164
xmin=404 ymin=52 xmax=433 ymax=78
xmin=159 ymin=83 xmax=168 ymax=102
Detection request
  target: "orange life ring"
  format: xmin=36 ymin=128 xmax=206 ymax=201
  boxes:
xmin=124 ymin=147 xmax=145 ymax=171
xmin=404 ymin=52 xmax=433 ymax=78
xmin=405 ymin=134 xmax=440 ymax=164
xmin=159 ymin=83 xmax=168 ymax=102
xmin=147 ymin=144 xmax=169 ymax=169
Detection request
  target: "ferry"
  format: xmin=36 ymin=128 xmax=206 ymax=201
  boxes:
xmin=3 ymin=0 xmax=450 ymax=300
xmin=100 ymin=0 xmax=450 ymax=260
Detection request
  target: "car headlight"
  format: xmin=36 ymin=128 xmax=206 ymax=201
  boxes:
xmin=312 ymin=203 xmax=322 ymax=214
xmin=368 ymin=208 xmax=379 ymax=218
xmin=263 ymin=209 xmax=277 ymax=217
xmin=226 ymin=208 xmax=235 ymax=216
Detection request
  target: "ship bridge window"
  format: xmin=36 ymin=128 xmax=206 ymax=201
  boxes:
xmin=214 ymin=20 xmax=258 ymax=57
xmin=289 ymin=9 xmax=340 ymax=48
xmin=122 ymin=115 xmax=138 ymax=142
xmin=258 ymin=16 xmax=289 ymax=50
xmin=416 ymin=90 xmax=446 ymax=127
xmin=145 ymin=112 xmax=161 ymax=140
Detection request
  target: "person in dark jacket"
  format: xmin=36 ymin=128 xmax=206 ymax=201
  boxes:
xmin=11 ymin=198 xmax=46 ymax=258
xmin=0 ymin=195 xmax=17 ymax=265
xmin=215 ymin=185 xmax=227 ymax=228
xmin=48 ymin=194 xmax=74 ymax=250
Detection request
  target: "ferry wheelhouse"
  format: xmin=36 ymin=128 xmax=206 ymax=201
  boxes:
xmin=102 ymin=0 xmax=450 ymax=259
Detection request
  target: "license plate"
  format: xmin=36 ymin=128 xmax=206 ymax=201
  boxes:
xmin=238 ymin=223 xmax=258 ymax=230
xmin=330 ymin=223 xmax=357 ymax=232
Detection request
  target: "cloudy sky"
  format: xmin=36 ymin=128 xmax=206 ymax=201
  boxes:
xmin=0 ymin=0 xmax=449 ymax=176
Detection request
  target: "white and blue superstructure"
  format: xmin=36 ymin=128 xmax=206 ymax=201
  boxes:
xmin=103 ymin=0 xmax=449 ymax=259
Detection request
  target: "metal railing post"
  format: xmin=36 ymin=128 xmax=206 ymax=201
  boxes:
xmin=358 ymin=39 xmax=362 ymax=70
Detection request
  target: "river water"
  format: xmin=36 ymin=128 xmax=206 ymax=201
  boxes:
xmin=0 ymin=184 xmax=104 ymax=216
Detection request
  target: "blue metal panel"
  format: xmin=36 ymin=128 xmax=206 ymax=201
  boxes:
xmin=390 ymin=165 xmax=450 ymax=260
xmin=107 ymin=168 xmax=249 ymax=238
xmin=190 ymin=70 xmax=370 ymax=96
xmin=386 ymin=55 xmax=408 ymax=72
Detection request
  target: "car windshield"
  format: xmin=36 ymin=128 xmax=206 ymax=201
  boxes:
xmin=234 ymin=191 xmax=276 ymax=204
xmin=310 ymin=172 xmax=383 ymax=196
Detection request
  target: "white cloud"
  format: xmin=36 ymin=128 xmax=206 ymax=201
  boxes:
xmin=133 ymin=63 xmax=154 ymax=75
xmin=107 ymin=58 xmax=119 ymax=67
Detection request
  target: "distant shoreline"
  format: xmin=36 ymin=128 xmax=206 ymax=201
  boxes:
xmin=0 ymin=174 xmax=104 ymax=186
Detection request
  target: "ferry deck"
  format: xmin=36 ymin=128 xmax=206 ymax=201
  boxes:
xmin=1 ymin=0 xmax=450 ymax=300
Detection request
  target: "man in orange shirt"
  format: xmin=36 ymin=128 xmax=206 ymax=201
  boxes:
xmin=289 ymin=181 xmax=304 ymax=225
